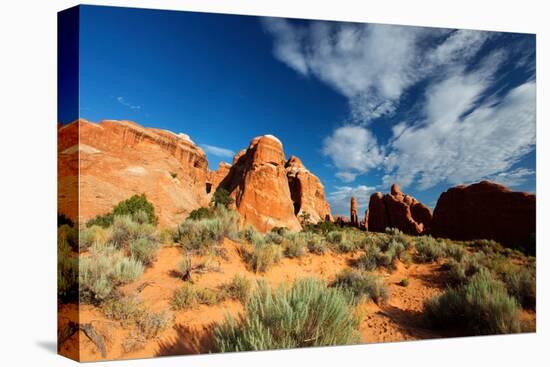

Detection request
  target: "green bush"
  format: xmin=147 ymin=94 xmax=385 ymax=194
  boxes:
xmin=79 ymin=246 xmax=144 ymax=303
xmin=87 ymin=194 xmax=158 ymax=227
xmin=79 ymin=225 xmax=112 ymax=251
xmin=58 ymin=212 xmax=74 ymax=227
xmin=224 ymin=274 xmax=253 ymax=303
xmin=264 ymin=231 xmax=284 ymax=245
xmin=415 ymin=236 xmax=446 ymax=263
xmin=213 ymin=278 xmax=359 ymax=352
xmin=103 ymin=296 xmax=172 ymax=339
xmin=211 ymin=188 xmax=235 ymax=208
xmin=188 ymin=207 xmax=214 ymax=221
xmin=130 ymin=237 xmax=160 ymax=266
xmin=332 ymin=269 xmax=389 ymax=305
xmin=178 ymin=255 xmax=192 ymax=279
xmin=58 ymin=224 xmax=78 ymax=252
xmin=282 ymin=235 xmax=306 ymax=258
xmin=472 ymin=239 xmax=503 ymax=256
xmin=58 ymin=238 xmax=78 ymax=301
xmin=327 ymin=231 xmax=344 ymax=245
xmin=444 ymin=242 xmax=467 ymax=262
xmin=501 ymin=266 xmax=536 ymax=309
xmin=303 ymin=220 xmax=339 ymax=235
xmin=306 ymin=234 xmax=327 ymax=255
xmin=175 ymin=206 xmax=239 ymax=251
xmin=398 ymin=278 xmax=410 ymax=287
xmin=446 ymin=256 xmax=485 ymax=286
xmin=270 ymin=226 xmax=289 ymax=236
xmin=171 ymin=284 xmax=197 ymax=310
xmin=424 ymin=270 xmax=520 ymax=335
xmin=196 ymin=287 xmax=222 ymax=305
xmin=110 ymin=215 xmax=156 ymax=249
xmin=239 ymin=225 xmax=265 ymax=246
xmin=245 ymin=243 xmax=283 ymax=273
xmin=356 ymin=246 xmax=380 ymax=271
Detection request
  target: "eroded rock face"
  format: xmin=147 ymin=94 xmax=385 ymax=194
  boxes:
xmin=367 ymin=184 xmax=432 ymax=235
xmin=431 ymin=181 xmax=535 ymax=250
xmin=219 ymin=135 xmax=302 ymax=232
xmin=285 ymin=155 xmax=332 ymax=224
xmin=350 ymin=196 xmax=359 ymax=227
xmin=58 ymin=119 xmax=210 ymax=227
xmin=206 ymin=162 xmax=232 ymax=196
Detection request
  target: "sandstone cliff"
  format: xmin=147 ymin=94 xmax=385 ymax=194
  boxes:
xmin=368 ymin=184 xmax=432 ymax=235
xmin=431 ymin=181 xmax=535 ymax=251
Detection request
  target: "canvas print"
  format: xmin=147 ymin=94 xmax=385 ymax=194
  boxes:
xmin=57 ymin=5 xmax=536 ymax=362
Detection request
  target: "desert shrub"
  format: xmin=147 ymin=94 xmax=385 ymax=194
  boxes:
xmin=400 ymin=251 xmax=413 ymax=266
xmin=424 ymin=269 xmax=520 ymax=335
xmin=270 ymin=226 xmax=289 ymax=236
xmin=356 ymin=245 xmax=380 ymax=271
xmin=171 ymin=284 xmax=197 ymax=310
xmin=245 ymin=243 xmax=283 ymax=273
xmin=472 ymin=239 xmax=504 ymax=256
xmin=446 ymin=256 xmax=486 ymax=286
xmin=501 ymin=266 xmax=536 ymax=309
xmin=386 ymin=227 xmax=410 ymax=248
xmin=332 ymin=269 xmax=389 ymax=305
xmin=79 ymin=225 xmax=112 ymax=251
xmin=196 ymin=287 xmax=222 ymax=305
xmin=281 ymin=234 xmax=306 ymax=258
xmin=415 ymin=236 xmax=446 ymax=263
xmin=398 ymin=278 xmax=410 ymax=287
xmin=158 ymin=227 xmax=175 ymax=246
xmin=239 ymin=225 xmax=265 ymax=246
xmin=102 ymin=295 xmax=147 ymax=327
xmin=122 ymin=332 xmax=147 ymax=353
xmin=327 ymin=231 xmax=344 ymax=245
xmin=224 ymin=274 xmax=253 ymax=303
xmin=103 ymin=295 xmax=172 ymax=339
xmin=58 ymin=224 xmax=78 ymax=251
xmin=178 ymin=255 xmax=192 ymax=279
xmin=264 ymin=231 xmax=284 ymax=245
xmin=138 ymin=310 xmax=173 ymax=339
xmin=213 ymin=278 xmax=359 ymax=352
xmin=303 ymin=220 xmax=339 ymax=235
xmin=188 ymin=207 xmax=213 ymax=221
xmin=58 ymin=239 xmax=78 ymax=301
xmin=110 ymin=215 xmax=157 ymax=249
xmin=79 ymin=246 xmax=144 ymax=303
xmin=87 ymin=194 xmax=158 ymax=227
xmin=306 ymin=234 xmax=327 ymax=255
xmin=175 ymin=206 xmax=239 ymax=251
xmin=444 ymin=242 xmax=467 ymax=262
xmin=211 ymin=188 xmax=235 ymax=208
xmin=130 ymin=237 xmax=160 ymax=266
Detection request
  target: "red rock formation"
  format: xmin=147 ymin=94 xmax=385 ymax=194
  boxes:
xmin=206 ymin=162 xmax=232 ymax=196
xmin=285 ymin=156 xmax=331 ymax=224
xmin=220 ymin=135 xmax=302 ymax=232
xmin=367 ymin=184 xmax=432 ymax=235
xmin=350 ymin=196 xmax=359 ymax=227
xmin=58 ymin=119 xmax=210 ymax=227
xmin=364 ymin=209 xmax=369 ymax=231
xmin=431 ymin=181 xmax=535 ymax=250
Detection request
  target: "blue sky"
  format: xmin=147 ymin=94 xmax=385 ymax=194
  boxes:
xmin=74 ymin=5 xmax=536 ymax=216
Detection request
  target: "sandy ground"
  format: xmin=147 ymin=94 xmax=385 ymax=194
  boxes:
xmin=57 ymin=238 xmax=533 ymax=362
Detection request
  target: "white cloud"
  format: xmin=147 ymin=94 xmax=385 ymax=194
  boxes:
xmin=327 ymin=185 xmax=377 ymax=217
xmin=200 ymin=144 xmax=235 ymax=159
xmin=384 ymin=78 xmax=536 ymax=189
xmin=322 ymin=125 xmax=384 ymax=182
xmin=116 ymin=96 xmax=141 ymax=110
xmin=263 ymin=20 xmax=492 ymax=123
xmin=486 ymin=167 xmax=535 ymax=187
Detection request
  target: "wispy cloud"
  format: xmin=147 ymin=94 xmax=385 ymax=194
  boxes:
xmin=486 ymin=167 xmax=535 ymax=188
xmin=322 ymin=125 xmax=384 ymax=182
xmin=264 ymin=19 xmax=535 ymax=191
xmin=327 ymin=185 xmax=377 ymax=217
xmin=116 ymin=96 xmax=142 ymax=110
xmin=200 ymin=144 xmax=235 ymax=159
